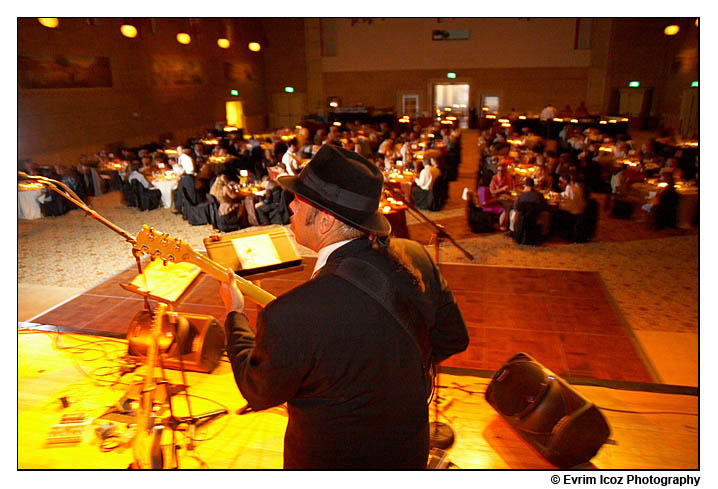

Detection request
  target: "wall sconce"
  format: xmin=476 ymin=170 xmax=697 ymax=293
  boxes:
xmin=177 ymin=32 xmax=191 ymax=45
xmin=120 ymin=24 xmax=138 ymax=38
xmin=248 ymin=42 xmax=261 ymax=52
xmin=38 ymin=18 xmax=59 ymax=29
xmin=217 ymin=38 xmax=230 ymax=49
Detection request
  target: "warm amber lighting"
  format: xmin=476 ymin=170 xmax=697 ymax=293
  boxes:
xmin=38 ymin=18 xmax=59 ymax=29
xmin=223 ymin=126 xmax=238 ymax=132
xmin=248 ymin=42 xmax=261 ymax=52
xmin=177 ymin=32 xmax=191 ymax=44
xmin=120 ymin=24 xmax=138 ymax=38
xmin=664 ymin=25 xmax=680 ymax=36
xmin=695 ymin=19 xmax=699 ymax=27
xmin=518 ymin=115 xmax=527 ymax=120
xmin=486 ymin=115 xmax=496 ymax=119
xmin=570 ymin=119 xmax=579 ymax=123
xmin=217 ymin=38 xmax=230 ymax=49
xmin=329 ymin=101 xmax=338 ymax=108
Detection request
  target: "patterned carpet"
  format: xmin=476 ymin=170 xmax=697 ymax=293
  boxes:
xmin=17 ymin=190 xmax=698 ymax=342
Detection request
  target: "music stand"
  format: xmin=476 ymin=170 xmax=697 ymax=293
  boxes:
xmin=383 ymin=183 xmax=473 ymax=449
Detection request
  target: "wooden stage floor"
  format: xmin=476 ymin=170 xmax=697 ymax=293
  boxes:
xmin=19 ymin=258 xmax=699 ymax=470
xmin=28 ymin=258 xmax=656 ymax=385
xmin=17 ymin=330 xmax=698 ymax=470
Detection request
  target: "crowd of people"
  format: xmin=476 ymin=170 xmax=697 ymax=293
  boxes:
xmin=469 ymin=110 xmax=699 ymax=241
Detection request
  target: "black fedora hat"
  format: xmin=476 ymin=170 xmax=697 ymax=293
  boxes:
xmin=277 ymin=144 xmax=391 ymax=236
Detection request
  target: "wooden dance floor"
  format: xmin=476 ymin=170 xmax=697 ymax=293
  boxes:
xmin=27 ymin=258 xmax=656 ymax=384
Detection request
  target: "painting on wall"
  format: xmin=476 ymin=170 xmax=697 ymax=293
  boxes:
xmin=224 ymin=62 xmax=258 ymax=83
xmin=18 ymin=53 xmax=113 ymax=89
xmin=151 ymin=57 xmax=203 ymax=87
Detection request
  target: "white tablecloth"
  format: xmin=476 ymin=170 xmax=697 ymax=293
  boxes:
xmin=18 ymin=189 xmax=43 ymax=220
xmin=151 ymin=178 xmax=179 ymax=209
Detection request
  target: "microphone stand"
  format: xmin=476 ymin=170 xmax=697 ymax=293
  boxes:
xmin=19 ymin=172 xmax=229 ymax=465
xmin=383 ymin=182 xmax=473 ymax=450
xmin=18 ymin=171 xmax=152 ymax=312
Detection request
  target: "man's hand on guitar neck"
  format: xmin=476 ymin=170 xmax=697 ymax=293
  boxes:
xmin=220 ymin=270 xmax=245 ymax=315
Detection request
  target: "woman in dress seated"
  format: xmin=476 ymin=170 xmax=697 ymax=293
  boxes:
xmin=210 ymin=173 xmax=246 ymax=229
xmin=477 ymin=172 xmax=508 ymax=231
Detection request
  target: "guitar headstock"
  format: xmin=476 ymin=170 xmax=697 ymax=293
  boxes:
xmin=135 ymin=225 xmax=196 ymax=266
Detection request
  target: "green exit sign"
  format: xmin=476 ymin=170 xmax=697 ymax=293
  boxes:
xmin=230 ymin=89 xmax=239 ymax=96
xmin=629 ymin=81 xmax=640 ymax=87
xmin=691 ymin=81 xmax=698 ymax=87
xmin=284 ymin=86 xmax=295 ymax=93
xmin=446 ymin=72 xmax=457 ymax=79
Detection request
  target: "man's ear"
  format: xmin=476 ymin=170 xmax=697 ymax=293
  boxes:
xmin=318 ymin=211 xmax=336 ymax=235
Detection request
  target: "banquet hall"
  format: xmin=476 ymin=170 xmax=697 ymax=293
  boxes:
xmin=17 ymin=17 xmax=699 ymax=471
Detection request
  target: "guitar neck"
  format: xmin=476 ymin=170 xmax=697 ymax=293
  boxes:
xmin=188 ymin=252 xmax=276 ymax=307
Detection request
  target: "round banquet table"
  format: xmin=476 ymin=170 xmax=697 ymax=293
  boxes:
xmin=631 ymin=182 xmax=698 ymax=229
xmin=18 ymin=187 xmax=44 ymax=220
xmin=150 ymin=177 xmax=180 ymax=209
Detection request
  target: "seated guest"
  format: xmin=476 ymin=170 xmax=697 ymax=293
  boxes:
xmin=209 ymin=173 xmax=245 ymax=225
xmin=559 ymin=174 xmax=586 ymax=215
xmin=411 ymin=158 xmax=441 ymax=210
xmin=477 ymin=172 xmax=508 ymax=231
xmin=255 ymin=179 xmax=285 ymax=225
xmin=489 ymin=164 xmax=516 ymax=197
xmin=128 ymin=160 xmax=153 ymax=189
xmin=281 ymin=138 xmax=302 ymax=175
xmin=532 ymin=162 xmax=553 ymax=190
xmin=553 ymin=173 xmax=586 ymax=235
xmin=642 ymin=170 xmax=679 ymax=229
xmin=509 ymin=178 xmax=549 ymax=235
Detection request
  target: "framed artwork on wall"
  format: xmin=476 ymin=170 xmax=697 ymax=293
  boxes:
xmin=18 ymin=53 xmax=112 ymax=89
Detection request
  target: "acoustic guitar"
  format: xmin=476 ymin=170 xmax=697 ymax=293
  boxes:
xmin=134 ymin=225 xmax=277 ymax=307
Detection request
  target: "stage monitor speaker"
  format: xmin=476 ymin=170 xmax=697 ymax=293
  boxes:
xmin=127 ymin=310 xmax=225 ymax=374
xmin=485 ymin=352 xmax=610 ymax=468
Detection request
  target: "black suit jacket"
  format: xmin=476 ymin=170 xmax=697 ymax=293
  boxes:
xmin=225 ymin=238 xmax=469 ymax=469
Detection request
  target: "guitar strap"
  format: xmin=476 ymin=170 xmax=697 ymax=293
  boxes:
xmin=327 ymin=256 xmax=434 ymax=395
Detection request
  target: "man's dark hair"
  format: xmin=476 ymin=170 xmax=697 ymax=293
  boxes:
xmin=525 ymin=177 xmax=535 ymax=188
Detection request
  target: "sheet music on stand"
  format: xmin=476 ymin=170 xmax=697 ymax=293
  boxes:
xmin=203 ymin=225 xmax=303 ymax=277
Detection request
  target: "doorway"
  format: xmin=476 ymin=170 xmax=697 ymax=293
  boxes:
xmin=225 ymin=100 xmax=245 ymax=129
xmin=433 ymin=84 xmax=469 ymax=128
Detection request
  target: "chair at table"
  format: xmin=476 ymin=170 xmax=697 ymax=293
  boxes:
xmin=39 ymin=189 xmax=70 ymax=217
xmin=511 ymin=201 xmax=548 ymax=245
xmin=132 ymin=180 xmax=162 ymax=211
xmin=122 ymin=179 xmax=139 ymax=207
xmin=466 ymin=190 xmax=496 ymax=233
xmin=652 ymin=189 xmax=679 ymax=230
xmin=571 ymin=198 xmax=599 ymax=243
xmin=181 ymin=186 xmax=210 ymax=225
xmin=208 ymin=194 xmax=240 ymax=232
xmin=174 ymin=174 xmax=197 ymax=216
